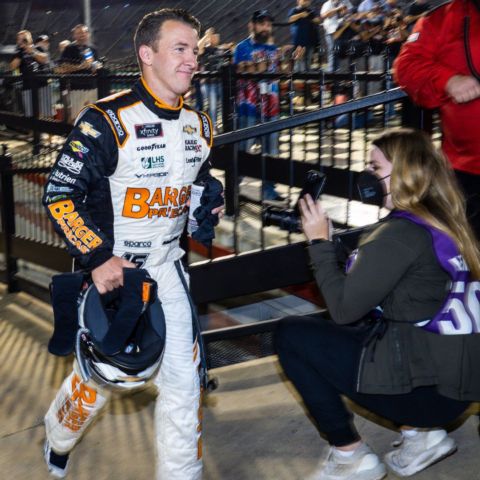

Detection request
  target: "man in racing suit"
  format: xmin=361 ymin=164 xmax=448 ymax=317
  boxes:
xmin=394 ymin=0 xmax=480 ymax=238
xmin=42 ymin=9 xmax=221 ymax=480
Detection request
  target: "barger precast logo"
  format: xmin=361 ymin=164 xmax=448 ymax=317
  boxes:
xmin=58 ymin=154 xmax=84 ymax=174
xmin=141 ymin=156 xmax=165 ymax=169
xmin=135 ymin=123 xmax=163 ymax=139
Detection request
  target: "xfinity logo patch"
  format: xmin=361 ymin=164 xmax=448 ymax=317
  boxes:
xmin=141 ymin=156 xmax=165 ymax=169
xmin=58 ymin=154 xmax=84 ymax=174
xmin=124 ymin=240 xmax=152 ymax=248
xmin=106 ymin=109 xmax=125 ymax=137
xmin=135 ymin=123 xmax=163 ymax=139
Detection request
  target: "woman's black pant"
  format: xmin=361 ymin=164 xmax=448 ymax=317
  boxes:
xmin=275 ymin=315 xmax=470 ymax=447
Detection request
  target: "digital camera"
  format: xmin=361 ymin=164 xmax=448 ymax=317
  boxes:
xmin=263 ymin=170 xmax=326 ymax=233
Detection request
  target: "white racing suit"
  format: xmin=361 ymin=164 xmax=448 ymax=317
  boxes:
xmin=43 ymin=77 xmax=213 ymax=479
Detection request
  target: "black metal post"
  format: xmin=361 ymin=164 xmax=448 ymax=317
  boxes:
xmin=0 ymin=148 xmax=18 ymax=292
xmin=96 ymin=67 xmax=111 ymax=100
xmin=32 ymin=84 xmax=41 ymax=155
xmin=220 ymin=63 xmax=236 ymax=133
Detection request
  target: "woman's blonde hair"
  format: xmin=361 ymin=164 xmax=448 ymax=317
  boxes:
xmin=372 ymin=128 xmax=480 ymax=279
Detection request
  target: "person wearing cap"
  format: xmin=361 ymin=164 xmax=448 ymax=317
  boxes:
xmin=233 ymin=9 xmax=284 ymax=202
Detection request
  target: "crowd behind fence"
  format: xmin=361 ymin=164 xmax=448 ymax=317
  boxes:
xmin=0 ymin=83 xmax=438 ymax=364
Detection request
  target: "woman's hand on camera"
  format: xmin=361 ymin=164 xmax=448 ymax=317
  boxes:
xmin=299 ymin=194 xmax=330 ymax=241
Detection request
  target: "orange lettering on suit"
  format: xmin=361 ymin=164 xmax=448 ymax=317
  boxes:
xmin=56 ymin=374 xmax=97 ymax=432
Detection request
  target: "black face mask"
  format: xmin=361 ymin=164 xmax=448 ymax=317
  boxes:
xmin=357 ymin=170 xmax=389 ymax=207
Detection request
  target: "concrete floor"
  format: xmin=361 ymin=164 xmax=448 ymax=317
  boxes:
xmin=0 ymin=289 xmax=479 ymax=480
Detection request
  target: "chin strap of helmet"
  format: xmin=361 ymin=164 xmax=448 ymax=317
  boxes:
xmin=174 ymin=261 xmax=218 ymax=392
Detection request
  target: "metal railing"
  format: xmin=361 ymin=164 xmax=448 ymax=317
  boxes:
xmin=0 ymin=75 xmax=437 ymax=366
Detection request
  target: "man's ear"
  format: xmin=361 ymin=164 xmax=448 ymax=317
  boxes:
xmin=138 ymin=45 xmax=153 ymax=67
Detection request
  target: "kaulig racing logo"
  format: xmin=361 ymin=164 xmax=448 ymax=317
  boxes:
xmin=141 ymin=156 xmax=165 ymax=169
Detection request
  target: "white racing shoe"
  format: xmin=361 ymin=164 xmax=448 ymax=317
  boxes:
xmin=44 ymin=439 xmax=70 ymax=478
xmin=307 ymin=443 xmax=387 ymax=480
xmin=384 ymin=429 xmax=457 ymax=477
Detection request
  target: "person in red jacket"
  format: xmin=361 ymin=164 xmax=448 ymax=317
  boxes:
xmin=394 ymin=0 xmax=480 ymax=239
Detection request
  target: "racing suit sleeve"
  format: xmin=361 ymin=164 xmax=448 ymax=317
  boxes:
xmin=42 ymin=107 xmax=118 ymax=271
xmin=393 ymin=14 xmax=458 ymax=109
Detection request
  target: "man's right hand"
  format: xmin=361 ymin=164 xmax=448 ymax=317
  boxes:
xmin=91 ymin=256 xmax=136 ymax=294
xmin=446 ymin=75 xmax=480 ymax=104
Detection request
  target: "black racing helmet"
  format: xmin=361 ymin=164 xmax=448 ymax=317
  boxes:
xmin=75 ymin=268 xmax=166 ymax=392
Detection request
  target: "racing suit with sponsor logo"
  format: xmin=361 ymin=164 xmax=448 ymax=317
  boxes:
xmin=43 ymin=77 xmax=213 ymax=480
xmin=393 ymin=0 xmax=480 ymax=236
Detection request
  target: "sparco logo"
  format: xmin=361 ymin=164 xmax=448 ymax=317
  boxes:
xmin=106 ymin=109 xmax=125 ymax=137
xmin=135 ymin=123 xmax=163 ymax=139
xmin=136 ymin=143 xmax=166 ymax=152
xmin=141 ymin=156 xmax=165 ymax=169
xmin=201 ymin=114 xmax=211 ymax=140
xmin=123 ymin=240 xmax=152 ymax=248
xmin=58 ymin=154 xmax=84 ymax=174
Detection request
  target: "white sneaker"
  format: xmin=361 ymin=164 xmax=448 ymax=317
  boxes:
xmin=307 ymin=443 xmax=387 ymax=480
xmin=44 ymin=439 xmax=70 ymax=478
xmin=384 ymin=429 xmax=457 ymax=477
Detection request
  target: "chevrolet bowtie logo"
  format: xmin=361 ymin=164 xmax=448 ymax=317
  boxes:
xmin=183 ymin=125 xmax=197 ymax=135
xmin=79 ymin=121 xmax=101 ymax=139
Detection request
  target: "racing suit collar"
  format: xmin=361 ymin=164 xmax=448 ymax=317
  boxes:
xmin=132 ymin=77 xmax=184 ymax=120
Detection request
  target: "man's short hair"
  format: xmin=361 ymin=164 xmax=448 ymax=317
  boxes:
xmin=72 ymin=24 xmax=88 ymax=33
xmin=134 ymin=8 xmax=201 ymax=69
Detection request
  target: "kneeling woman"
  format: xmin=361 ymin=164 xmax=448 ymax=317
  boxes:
xmin=275 ymin=128 xmax=480 ymax=480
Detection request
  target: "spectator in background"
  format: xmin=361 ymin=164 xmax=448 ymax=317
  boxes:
xmin=394 ymin=0 xmax=480 ymax=239
xmin=57 ymin=39 xmax=71 ymax=58
xmin=234 ymin=9 xmax=284 ymax=202
xmin=287 ymin=0 xmax=321 ymax=72
xmin=34 ymin=34 xmax=53 ymax=118
xmin=56 ymin=24 xmax=102 ymax=121
xmin=9 ymin=29 xmax=49 ymax=116
xmin=320 ymin=0 xmax=353 ymax=72
xmin=198 ymin=28 xmax=228 ymax=131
